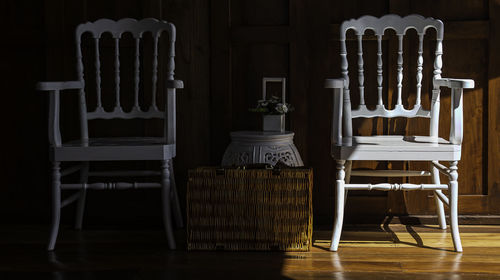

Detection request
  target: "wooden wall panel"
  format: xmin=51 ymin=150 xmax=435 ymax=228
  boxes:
xmin=488 ymin=0 xmax=500 ymax=215
xmin=1 ymin=0 xmax=499 ymax=226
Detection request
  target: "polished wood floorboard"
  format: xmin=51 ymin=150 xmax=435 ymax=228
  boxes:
xmin=1 ymin=224 xmax=500 ymax=279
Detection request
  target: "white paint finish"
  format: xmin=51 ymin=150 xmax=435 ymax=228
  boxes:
xmin=324 ymin=78 xmax=344 ymax=89
xmin=351 ymin=104 xmax=430 ymax=118
xmin=345 ymin=183 xmax=448 ymax=191
xmin=376 ymin=35 xmax=383 ymax=106
xmin=37 ymin=18 xmax=183 ymax=251
xmin=262 ymin=77 xmax=286 ymax=103
xmin=350 ymin=169 xmax=431 ymax=177
xmin=52 ymin=138 xmax=175 ymax=161
xmin=449 ymin=161 xmax=463 ymax=252
xmin=432 ymin=162 xmax=447 ymax=229
xmin=434 ymin=189 xmax=450 ymax=207
xmin=74 ymin=18 xmax=177 ymax=120
xmin=161 ymin=160 xmax=176 ymax=250
xmin=36 ymin=81 xmax=83 ymax=91
xmin=330 ymin=160 xmax=346 ymax=252
xmin=416 ymin=34 xmax=424 ymax=106
xmin=221 ymin=131 xmax=303 ymax=167
xmin=340 ymin=14 xmax=444 ymax=38
xmin=326 ymin=14 xmax=474 ymax=252
xmin=47 ymin=162 xmax=61 ymax=251
xmin=74 ymin=162 xmax=89 ymax=230
xmin=331 ymin=135 xmax=461 ymax=161
xmin=338 ymin=14 xmax=444 ymax=119
xmin=435 ymin=78 xmax=475 ymax=89
xmin=61 ymin=182 xmax=162 ymax=190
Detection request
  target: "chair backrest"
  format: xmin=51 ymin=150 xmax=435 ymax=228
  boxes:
xmin=339 ymin=14 xmax=443 ymax=127
xmin=74 ymin=18 xmax=176 ymax=139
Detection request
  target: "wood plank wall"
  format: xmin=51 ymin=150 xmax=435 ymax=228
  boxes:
xmin=0 ymin=0 xmax=499 ymax=226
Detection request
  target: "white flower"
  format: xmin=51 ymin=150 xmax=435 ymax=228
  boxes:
xmin=275 ymin=103 xmax=288 ymax=114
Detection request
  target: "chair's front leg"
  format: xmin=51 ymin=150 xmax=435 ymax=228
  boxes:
xmin=169 ymin=159 xmax=184 ymax=228
xmin=161 ymin=160 xmax=176 ymax=250
xmin=431 ymin=162 xmax=446 ymax=229
xmin=330 ymin=160 xmax=346 ymax=251
xmin=449 ymin=161 xmax=463 ymax=252
xmin=48 ymin=162 xmax=61 ymax=251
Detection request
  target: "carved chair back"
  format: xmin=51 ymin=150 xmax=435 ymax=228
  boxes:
xmin=340 ymin=14 xmax=444 ymax=137
xmin=74 ymin=18 xmax=177 ymax=141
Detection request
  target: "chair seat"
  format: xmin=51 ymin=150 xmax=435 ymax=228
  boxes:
xmin=51 ymin=137 xmax=175 ymax=161
xmin=332 ymin=135 xmax=460 ymax=161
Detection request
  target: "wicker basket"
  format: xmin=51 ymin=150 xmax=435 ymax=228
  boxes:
xmin=187 ymin=167 xmax=313 ymax=251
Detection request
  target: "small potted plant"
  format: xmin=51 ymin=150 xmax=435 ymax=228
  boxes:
xmin=249 ymin=95 xmax=294 ymax=132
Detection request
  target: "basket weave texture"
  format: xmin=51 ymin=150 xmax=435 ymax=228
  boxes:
xmin=187 ymin=167 xmax=313 ymax=251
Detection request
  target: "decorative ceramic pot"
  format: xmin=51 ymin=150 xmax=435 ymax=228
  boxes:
xmin=263 ymin=114 xmax=285 ymax=132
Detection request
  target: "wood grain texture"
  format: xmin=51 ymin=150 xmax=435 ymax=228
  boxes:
xmin=2 ymin=225 xmax=500 ymax=278
xmin=488 ymin=0 xmax=500 ymax=215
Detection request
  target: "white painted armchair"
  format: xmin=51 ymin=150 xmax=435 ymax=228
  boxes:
xmin=37 ymin=18 xmax=184 ymax=250
xmin=325 ymin=15 xmax=474 ymax=252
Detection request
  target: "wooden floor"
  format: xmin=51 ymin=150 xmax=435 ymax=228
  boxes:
xmin=2 ymin=224 xmax=500 ymax=279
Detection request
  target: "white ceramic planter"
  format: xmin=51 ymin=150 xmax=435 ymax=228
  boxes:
xmin=263 ymin=114 xmax=285 ymax=132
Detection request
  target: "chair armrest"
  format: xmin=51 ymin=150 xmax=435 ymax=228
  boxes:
xmin=36 ymin=81 xmax=84 ymax=148
xmin=166 ymin=79 xmax=184 ymax=89
xmin=324 ymin=78 xmax=345 ymax=89
xmin=434 ymin=78 xmax=475 ymax=145
xmin=36 ymin=81 xmax=84 ymax=91
xmin=434 ymin=78 xmax=474 ymax=89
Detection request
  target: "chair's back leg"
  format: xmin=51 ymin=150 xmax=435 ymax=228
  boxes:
xmin=74 ymin=162 xmax=89 ymax=230
xmin=48 ymin=162 xmax=61 ymax=251
xmin=431 ymin=162 xmax=447 ymax=229
xmin=343 ymin=160 xmax=352 ymax=206
xmin=449 ymin=161 xmax=463 ymax=252
xmin=161 ymin=160 xmax=176 ymax=250
xmin=169 ymin=160 xmax=184 ymax=228
xmin=330 ymin=160 xmax=346 ymax=251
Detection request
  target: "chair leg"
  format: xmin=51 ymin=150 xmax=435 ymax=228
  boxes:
xmin=330 ymin=160 xmax=346 ymax=252
xmin=169 ymin=159 xmax=184 ymax=228
xmin=449 ymin=161 xmax=463 ymax=252
xmin=75 ymin=162 xmax=89 ymax=230
xmin=48 ymin=162 xmax=61 ymax=251
xmin=344 ymin=161 xmax=352 ymax=205
xmin=431 ymin=162 xmax=447 ymax=229
xmin=161 ymin=160 xmax=176 ymax=250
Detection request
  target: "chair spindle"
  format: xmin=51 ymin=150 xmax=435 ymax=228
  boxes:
xmin=396 ymin=35 xmax=404 ymax=106
xmin=376 ymin=35 xmax=383 ymax=106
xmin=151 ymin=35 xmax=159 ymax=110
xmin=94 ymin=37 xmax=102 ymax=109
xmin=167 ymin=25 xmax=176 ymax=81
xmin=416 ymin=34 xmax=424 ymax=106
xmin=134 ymin=38 xmax=140 ymax=110
xmin=357 ymin=34 xmax=365 ymax=105
xmin=114 ymin=37 xmax=121 ymax=109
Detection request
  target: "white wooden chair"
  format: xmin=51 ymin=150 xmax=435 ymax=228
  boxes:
xmin=325 ymin=14 xmax=474 ymax=252
xmin=36 ymin=18 xmax=184 ymax=250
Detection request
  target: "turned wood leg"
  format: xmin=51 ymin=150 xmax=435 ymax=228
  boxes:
xmin=161 ymin=160 xmax=176 ymax=250
xmin=344 ymin=160 xmax=352 ymax=205
xmin=169 ymin=159 xmax=184 ymax=228
xmin=449 ymin=161 xmax=463 ymax=252
xmin=48 ymin=162 xmax=61 ymax=251
xmin=330 ymin=160 xmax=346 ymax=252
xmin=432 ymin=162 xmax=447 ymax=229
xmin=75 ymin=162 xmax=89 ymax=230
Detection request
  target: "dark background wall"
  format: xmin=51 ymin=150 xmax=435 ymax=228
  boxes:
xmin=1 ymin=0 xmax=499 ymax=228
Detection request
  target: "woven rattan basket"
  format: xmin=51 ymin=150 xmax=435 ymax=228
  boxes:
xmin=187 ymin=167 xmax=313 ymax=251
